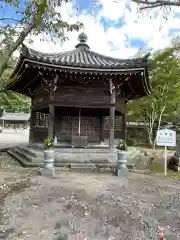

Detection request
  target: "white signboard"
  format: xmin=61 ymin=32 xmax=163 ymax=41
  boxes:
xmin=156 ymin=129 xmax=176 ymax=147
xmin=156 ymin=128 xmax=176 ymax=177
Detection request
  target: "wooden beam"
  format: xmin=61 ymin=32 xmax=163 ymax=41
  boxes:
xmin=123 ymin=102 xmax=127 ymax=141
xmin=109 ymin=81 xmax=116 ymax=149
xmin=32 ymin=101 xmax=49 ymax=111
xmin=100 ymin=115 xmax=105 ymax=143
xmin=48 ymin=104 xmax=55 ymax=139
xmin=51 ymin=101 xmax=112 ymax=108
xmin=29 ymin=107 xmax=36 ymax=145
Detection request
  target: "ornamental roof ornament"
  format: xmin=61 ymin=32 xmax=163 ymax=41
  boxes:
xmin=75 ymin=32 xmax=90 ymax=50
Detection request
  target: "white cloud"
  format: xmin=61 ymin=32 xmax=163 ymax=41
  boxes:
xmin=97 ymin=0 xmax=126 ymax=21
xmin=23 ymin=0 xmax=180 ymax=59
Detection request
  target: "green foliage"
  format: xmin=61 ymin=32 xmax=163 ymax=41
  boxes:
xmin=126 ymin=138 xmax=136 ymax=146
xmin=116 ymin=139 xmax=127 ymax=151
xmin=44 ymin=138 xmax=54 ymax=150
xmin=127 ymin=41 xmax=180 ymax=147
xmin=55 ymin=232 xmax=68 ymax=240
xmin=0 ymin=0 xmax=82 ymax=76
xmin=0 ymin=0 xmax=82 ymax=111
xmin=0 ymin=57 xmax=30 ymax=111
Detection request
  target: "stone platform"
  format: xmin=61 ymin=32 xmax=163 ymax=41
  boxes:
xmin=8 ymin=145 xmax=121 ymax=172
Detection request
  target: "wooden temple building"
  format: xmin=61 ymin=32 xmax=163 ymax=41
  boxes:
xmin=6 ymin=33 xmax=150 ymax=150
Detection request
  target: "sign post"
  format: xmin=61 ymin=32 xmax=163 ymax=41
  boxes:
xmin=156 ymin=129 xmax=176 ymax=177
xmin=164 ymin=145 xmax=167 ymax=177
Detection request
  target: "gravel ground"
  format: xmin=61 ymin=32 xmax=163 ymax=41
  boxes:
xmin=0 ymin=153 xmax=22 ymax=169
xmin=0 ymin=172 xmax=179 ymax=240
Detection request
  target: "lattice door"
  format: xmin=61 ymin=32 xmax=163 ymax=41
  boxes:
xmin=104 ymin=116 xmax=124 ymax=139
xmin=56 ymin=116 xmax=72 ymax=142
xmin=35 ymin=112 xmax=49 ymax=128
xmin=56 ymin=116 xmax=100 ymax=143
xmin=80 ymin=116 xmax=100 ymax=143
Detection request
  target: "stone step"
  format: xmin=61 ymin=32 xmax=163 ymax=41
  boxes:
xmin=69 ymin=163 xmax=102 ymax=173
xmin=7 ymin=150 xmax=43 ymax=168
xmin=15 ymin=148 xmax=43 ymax=163
xmin=55 ymin=157 xmax=111 ymax=163
xmin=8 ymin=149 xmax=133 ymax=174
xmin=55 ymin=149 xmax=115 ymax=153
xmin=18 ymin=146 xmax=43 ymax=157
xmin=31 ymin=145 xmax=115 ymax=154
xmin=130 ymin=169 xmax=150 ymax=174
xmin=17 ymin=146 xmax=118 ymax=163
xmin=55 ymin=152 xmax=117 ymax=163
xmin=70 ymin=163 xmax=96 ymax=168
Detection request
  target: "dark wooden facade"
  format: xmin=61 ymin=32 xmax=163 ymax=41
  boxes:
xmin=6 ymin=32 xmax=150 ymax=148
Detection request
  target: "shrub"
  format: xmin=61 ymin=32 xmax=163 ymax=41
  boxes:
xmin=116 ymin=139 xmax=127 ymax=151
xmin=126 ymin=139 xmax=136 ymax=146
xmin=44 ymin=138 xmax=54 ymax=150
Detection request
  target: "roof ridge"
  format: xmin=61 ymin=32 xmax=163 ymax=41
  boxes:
xmin=21 ymin=43 xmax=150 ymax=62
xmin=21 ymin=44 xmax=71 ymax=57
xmin=85 ymin=48 xmax=150 ymax=62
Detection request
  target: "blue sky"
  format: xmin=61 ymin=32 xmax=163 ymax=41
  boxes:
xmin=1 ymin=0 xmax=180 ymax=58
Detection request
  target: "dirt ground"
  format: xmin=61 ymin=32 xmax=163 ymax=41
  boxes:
xmin=0 ymin=170 xmax=179 ymax=240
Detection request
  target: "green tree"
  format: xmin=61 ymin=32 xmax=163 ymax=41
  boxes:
xmin=127 ymin=42 xmax=180 ymax=148
xmin=0 ymin=57 xmax=30 ymax=112
xmin=0 ymin=0 xmax=82 ymax=77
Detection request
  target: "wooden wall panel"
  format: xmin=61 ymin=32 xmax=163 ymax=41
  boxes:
xmin=115 ymin=96 xmax=125 ymax=114
xmin=53 ymin=88 xmax=110 ymax=106
xmin=33 ymin=89 xmax=50 ymax=105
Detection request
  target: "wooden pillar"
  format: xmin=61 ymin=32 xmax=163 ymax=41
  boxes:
xmin=100 ymin=115 xmax=105 ymax=143
xmin=109 ymin=89 xmax=115 ymax=149
xmin=121 ymin=113 xmax=126 ymax=141
xmin=29 ymin=109 xmax=36 ymax=145
xmin=123 ymin=101 xmax=127 ymax=141
xmin=48 ymin=104 xmax=55 ymax=139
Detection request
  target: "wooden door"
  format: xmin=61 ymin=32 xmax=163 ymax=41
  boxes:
xmin=56 ymin=116 xmax=100 ymax=143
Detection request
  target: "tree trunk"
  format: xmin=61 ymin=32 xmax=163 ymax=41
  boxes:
xmin=0 ymin=21 xmax=37 ymax=76
xmin=152 ymin=106 xmax=166 ymax=149
xmin=148 ymin=130 xmax=153 ymax=148
xmin=0 ymin=3 xmax=46 ymax=78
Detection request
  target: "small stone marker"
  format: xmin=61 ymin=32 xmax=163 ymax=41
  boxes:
xmin=41 ymin=149 xmax=56 ymax=178
xmin=40 ymin=167 xmax=56 ymax=178
xmin=117 ymin=151 xmax=130 ymax=177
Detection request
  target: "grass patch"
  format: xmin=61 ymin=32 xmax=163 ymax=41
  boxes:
xmin=150 ymin=158 xmax=180 ymax=180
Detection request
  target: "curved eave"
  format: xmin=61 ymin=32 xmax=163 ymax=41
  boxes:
xmin=6 ymin=49 xmax=151 ymax=99
xmin=15 ymin=57 xmax=149 ymax=75
xmin=10 ymin=44 xmax=150 ymax=78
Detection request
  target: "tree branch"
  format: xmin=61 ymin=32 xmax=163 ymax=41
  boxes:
xmin=0 ymin=18 xmax=36 ymax=76
xmin=133 ymin=0 xmax=180 ymax=10
xmin=0 ymin=17 xmax=24 ymax=22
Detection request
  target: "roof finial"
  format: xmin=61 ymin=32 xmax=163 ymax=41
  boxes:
xmin=75 ymin=32 xmax=90 ymax=49
xmin=78 ymin=32 xmax=88 ymax=43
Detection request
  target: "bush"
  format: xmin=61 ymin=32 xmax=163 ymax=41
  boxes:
xmin=116 ymin=139 xmax=127 ymax=151
xmin=126 ymin=139 xmax=136 ymax=146
xmin=44 ymin=138 xmax=54 ymax=150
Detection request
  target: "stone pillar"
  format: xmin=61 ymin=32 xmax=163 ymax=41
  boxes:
xmin=109 ymin=89 xmax=115 ymax=149
xmin=48 ymin=104 xmax=55 ymax=139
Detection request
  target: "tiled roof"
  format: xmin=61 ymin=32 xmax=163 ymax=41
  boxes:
xmin=0 ymin=112 xmax=30 ymax=121
xmin=20 ymin=32 xmax=150 ymax=70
